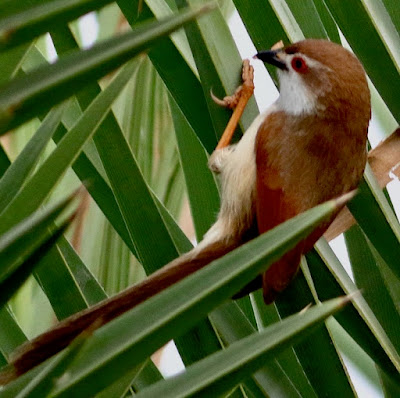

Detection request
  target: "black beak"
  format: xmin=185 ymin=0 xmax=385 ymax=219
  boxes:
xmin=254 ymin=50 xmax=287 ymax=70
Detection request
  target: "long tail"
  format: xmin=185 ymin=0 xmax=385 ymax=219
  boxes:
xmin=0 ymin=239 xmax=240 ymax=385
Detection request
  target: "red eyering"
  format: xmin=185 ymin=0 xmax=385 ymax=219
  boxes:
xmin=291 ymin=56 xmax=308 ymax=73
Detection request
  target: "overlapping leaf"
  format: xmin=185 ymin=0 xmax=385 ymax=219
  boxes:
xmin=0 ymin=4 xmax=214 ymax=134
xmin=0 ymin=196 xmax=344 ymax=397
xmin=0 ymin=192 xmax=76 ymax=307
xmin=0 ymin=0 xmax=114 ymax=50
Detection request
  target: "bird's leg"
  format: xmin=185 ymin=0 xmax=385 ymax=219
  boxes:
xmin=208 ymin=60 xmax=254 ymax=174
xmin=212 ymin=59 xmax=254 ymax=150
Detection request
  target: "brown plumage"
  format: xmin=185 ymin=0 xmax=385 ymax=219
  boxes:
xmin=0 ymin=39 xmax=371 ymax=383
xmin=1 ymin=228 xmax=258 ymax=384
xmin=255 ymin=40 xmax=370 ymax=301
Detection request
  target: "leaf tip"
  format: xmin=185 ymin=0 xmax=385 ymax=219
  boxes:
xmin=195 ymin=1 xmax=218 ymax=16
xmin=333 ymin=189 xmax=357 ymax=209
xmin=340 ymin=290 xmax=362 ymax=306
xmin=299 ymin=302 xmax=312 ymax=314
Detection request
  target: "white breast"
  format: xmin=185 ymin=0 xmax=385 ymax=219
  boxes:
xmin=197 ymin=107 xmax=276 ymax=250
xmin=276 ymin=69 xmax=317 ymax=116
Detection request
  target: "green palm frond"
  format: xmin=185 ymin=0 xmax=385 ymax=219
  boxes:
xmin=0 ymin=1 xmax=400 ymax=397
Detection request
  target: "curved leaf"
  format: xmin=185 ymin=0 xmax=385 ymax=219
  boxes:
xmin=135 ymin=297 xmax=350 ymax=398
xmin=0 ymin=5 xmax=214 ymax=134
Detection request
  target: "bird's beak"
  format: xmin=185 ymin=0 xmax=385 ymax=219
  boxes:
xmin=254 ymin=50 xmax=288 ymax=70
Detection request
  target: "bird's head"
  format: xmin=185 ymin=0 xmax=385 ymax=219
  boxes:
xmin=256 ymin=39 xmax=371 ymax=122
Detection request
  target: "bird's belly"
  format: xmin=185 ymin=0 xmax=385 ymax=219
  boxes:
xmin=203 ymin=110 xmax=274 ymax=244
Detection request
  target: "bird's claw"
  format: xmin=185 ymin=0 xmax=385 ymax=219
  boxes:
xmin=211 ymin=87 xmax=242 ymax=109
xmin=212 ymin=59 xmax=255 ymax=150
xmin=211 ymin=59 xmax=254 ymax=110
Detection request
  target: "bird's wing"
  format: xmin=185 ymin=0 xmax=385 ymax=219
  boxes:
xmin=255 ymin=116 xmax=305 ymax=303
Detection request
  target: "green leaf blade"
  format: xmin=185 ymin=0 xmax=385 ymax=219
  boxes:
xmin=43 ymin=197 xmax=342 ymax=397
xmin=135 ymin=297 xmax=350 ymax=398
xmin=0 ymin=5 xmax=214 ymax=134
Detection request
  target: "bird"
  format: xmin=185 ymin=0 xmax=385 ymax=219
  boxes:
xmin=201 ymin=38 xmax=371 ymax=302
xmin=1 ymin=38 xmax=371 ymax=383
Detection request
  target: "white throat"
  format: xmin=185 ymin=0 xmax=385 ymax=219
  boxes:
xmin=276 ymin=69 xmax=318 ymax=116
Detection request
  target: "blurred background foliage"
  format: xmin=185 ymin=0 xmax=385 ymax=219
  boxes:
xmin=1 ymin=0 xmax=400 ymax=397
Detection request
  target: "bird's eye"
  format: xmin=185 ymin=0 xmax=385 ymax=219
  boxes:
xmin=291 ymin=57 xmax=308 ymax=73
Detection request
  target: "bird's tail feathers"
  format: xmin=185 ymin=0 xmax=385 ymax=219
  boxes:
xmin=1 ymin=238 xmax=238 ymax=385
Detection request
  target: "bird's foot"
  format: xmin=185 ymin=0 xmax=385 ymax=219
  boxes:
xmin=211 ymin=60 xmax=254 ymax=110
xmin=213 ymin=60 xmax=254 ymax=150
xmin=211 ymin=85 xmax=243 ymax=109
